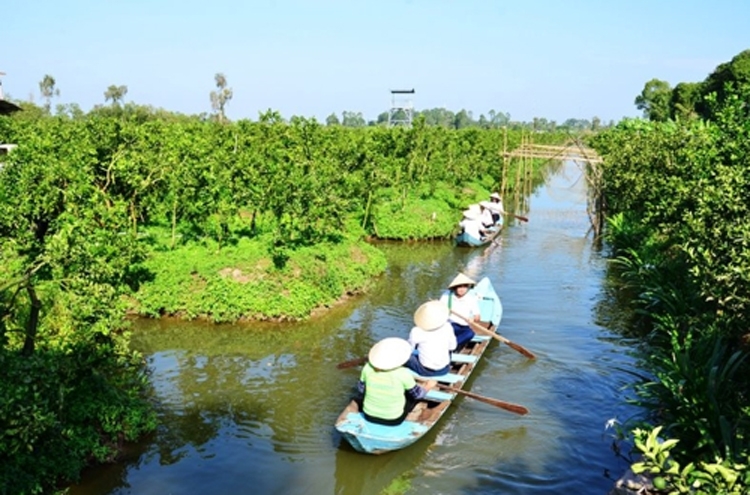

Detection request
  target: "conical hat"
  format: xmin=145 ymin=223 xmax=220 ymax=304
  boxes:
xmin=490 ymin=192 xmax=502 ymax=200
xmin=413 ymin=300 xmax=450 ymax=331
xmin=368 ymin=337 xmax=412 ymax=370
xmin=462 ymin=209 xmax=479 ymax=220
xmin=479 ymin=200 xmax=493 ymax=209
xmin=466 ymin=203 xmax=481 ymax=214
xmin=448 ymin=273 xmax=476 ymax=289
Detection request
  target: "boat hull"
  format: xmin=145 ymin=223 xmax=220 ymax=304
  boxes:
xmin=454 ymin=221 xmax=503 ymax=247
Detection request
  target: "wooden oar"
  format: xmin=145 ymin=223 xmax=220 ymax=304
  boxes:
xmin=435 ymin=383 xmax=529 ymax=415
xmin=504 ymin=211 xmax=529 ymax=222
xmin=451 ymin=310 xmax=536 ymax=359
xmin=336 ymin=356 xmax=368 ymax=370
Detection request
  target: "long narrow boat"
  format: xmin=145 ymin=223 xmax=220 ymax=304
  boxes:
xmin=334 ymin=277 xmax=503 ymax=454
xmin=454 ymin=220 xmax=503 ymax=247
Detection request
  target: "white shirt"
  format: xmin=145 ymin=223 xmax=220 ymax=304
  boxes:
xmin=439 ymin=290 xmax=481 ymax=326
xmin=459 ymin=218 xmax=483 ymax=240
xmin=479 ymin=208 xmax=494 ymax=227
xmin=409 ymin=322 xmax=457 ymax=370
xmin=487 ymin=201 xmax=505 ymax=214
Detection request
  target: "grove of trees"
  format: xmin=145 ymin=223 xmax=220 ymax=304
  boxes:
xmin=1 ymin=82 xmax=573 ymax=492
xmin=633 ymin=49 xmax=750 ymax=122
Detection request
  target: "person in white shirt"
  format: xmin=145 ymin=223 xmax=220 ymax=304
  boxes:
xmin=479 ymin=201 xmax=497 ymax=228
xmin=488 ymin=192 xmax=505 ymax=224
xmin=405 ymin=300 xmax=457 ymax=376
xmin=458 ymin=207 xmax=487 ymax=243
xmin=439 ymin=273 xmax=481 ymax=349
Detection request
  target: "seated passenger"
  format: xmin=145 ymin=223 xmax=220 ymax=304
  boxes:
xmin=458 ymin=208 xmax=487 ymax=242
xmin=488 ymin=192 xmax=505 ymax=223
xmin=479 ymin=201 xmax=496 ymax=228
xmin=405 ymin=300 xmax=457 ymax=377
xmin=439 ymin=273 xmax=481 ymax=350
xmin=357 ymin=337 xmax=428 ymax=426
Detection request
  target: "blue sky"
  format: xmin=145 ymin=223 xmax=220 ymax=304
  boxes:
xmin=3 ymin=0 xmax=749 ymax=123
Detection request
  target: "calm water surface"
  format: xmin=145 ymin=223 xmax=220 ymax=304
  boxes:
xmin=69 ymin=162 xmax=641 ymax=495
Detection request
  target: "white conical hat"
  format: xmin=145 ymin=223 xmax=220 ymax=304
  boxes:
xmin=368 ymin=337 xmax=412 ymax=370
xmin=479 ymin=200 xmax=493 ymax=209
xmin=466 ymin=203 xmax=481 ymax=214
xmin=462 ymin=209 xmax=479 ymax=220
xmin=490 ymin=192 xmax=502 ymax=200
xmin=413 ymin=300 xmax=450 ymax=331
xmin=448 ymin=273 xmax=476 ymax=289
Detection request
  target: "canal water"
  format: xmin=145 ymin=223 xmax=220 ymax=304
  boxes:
xmin=68 ymin=161 xmax=642 ymax=495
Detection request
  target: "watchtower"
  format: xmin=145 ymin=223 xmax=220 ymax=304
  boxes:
xmin=388 ymin=89 xmax=415 ymax=127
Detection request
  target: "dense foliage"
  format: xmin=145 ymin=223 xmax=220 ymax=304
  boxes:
xmin=634 ymin=49 xmax=750 ymax=122
xmin=0 ymin=116 xmax=157 ymax=494
xmin=0 ymin=104 xmax=567 ymax=492
xmin=594 ymin=74 xmax=750 ymax=492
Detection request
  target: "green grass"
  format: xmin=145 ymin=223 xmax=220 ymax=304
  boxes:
xmin=131 ymin=231 xmax=387 ymax=323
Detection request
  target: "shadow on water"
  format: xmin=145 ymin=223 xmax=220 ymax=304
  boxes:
xmin=69 ymin=161 xmax=646 ymax=495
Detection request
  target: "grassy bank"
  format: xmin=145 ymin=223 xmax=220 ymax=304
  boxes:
xmin=131 ymin=229 xmax=388 ymax=323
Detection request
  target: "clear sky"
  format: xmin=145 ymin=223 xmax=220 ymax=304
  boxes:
xmin=3 ymin=0 xmax=749 ymax=123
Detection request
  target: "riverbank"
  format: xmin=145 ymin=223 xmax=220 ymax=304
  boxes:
xmin=129 ymin=231 xmax=388 ymax=323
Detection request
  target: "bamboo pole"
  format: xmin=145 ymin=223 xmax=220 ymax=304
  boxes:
xmin=501 ymin=126 xmax=508 ymax=196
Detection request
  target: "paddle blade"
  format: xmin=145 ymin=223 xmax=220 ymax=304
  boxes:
xmin=493 ymin=401 xmax=529 ymax=415
xmin=336 ymin=356 xmax=367 ymax=370
xmin=505 ymin=340 xmax=536 ymax=360
xmin=437 ymin=385 xmax=529 ymax=415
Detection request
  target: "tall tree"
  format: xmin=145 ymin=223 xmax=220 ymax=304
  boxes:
xmin=634 ymin=78 xmax=672 ymax=122
xmin=698 ymin=49 xmax=750 ymax=119
xmin=38 ymin=74 xmax=59 ymax=114
xmin=210 ymin=72 xmax=233 ymax=123
xmin=671 ymin=82 xmax=702 ymax=120
xmin=453 ymin=109 xmax=473 ymax=129
xmin=341 ymin=111 xmax=365 ymax=127
xmin=325 ymin=113 xmax=340 ymax=126
xmin=488 ymin=109 xmax=510 ymax=127
xmin=104 ymin=84 xmax=128 ymax=106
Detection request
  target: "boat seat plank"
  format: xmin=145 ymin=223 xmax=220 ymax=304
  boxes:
xmin=450 ymin=353 xmax=478 ymax=364
xmin=471 ymin=335 xmax=492 ymax=342
xmin=424 ymin=390 xmax=454 ymax=402
xmin=410 ymin=371 xmax=463 ymax=384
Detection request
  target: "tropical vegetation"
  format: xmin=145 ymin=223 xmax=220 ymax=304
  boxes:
xmin=0 ymin=75 xmax=573 ymax=492
xmin=594 ymin=48 xmax=750 ymax=493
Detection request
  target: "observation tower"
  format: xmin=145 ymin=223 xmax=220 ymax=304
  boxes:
xmin=388 ymin=88 xmax=415 ymax=127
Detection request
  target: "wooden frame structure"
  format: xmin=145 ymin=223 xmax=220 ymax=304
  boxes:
xmin=501 ymin=136 xmax=604 ymax=238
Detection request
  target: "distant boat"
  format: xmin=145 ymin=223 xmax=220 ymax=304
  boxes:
xmin=454 ymin=219 xmax=503 ymax=247
xmin=334 ymin=277 xmax=503 ymax=455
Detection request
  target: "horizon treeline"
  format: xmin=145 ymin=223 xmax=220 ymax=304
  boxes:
xmin=4 ymin=71 xmax=608 ymax=132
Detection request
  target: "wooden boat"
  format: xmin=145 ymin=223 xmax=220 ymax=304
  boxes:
xmin=334 ymin=276 xmax=503 ymax=454
xmin=454 ymin=220 xmax=503 ymax=247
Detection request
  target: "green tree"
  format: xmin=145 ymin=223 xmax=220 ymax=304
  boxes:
xmin=488 ymin=109 xmax=511 ymax=127
xmin=326 ymin=113 xmax=340 ymax=126
xmin=210 ymin=72 xmax=233 ymax=123
xmin=342 ymin=111 xmax=365 ymax=127
xmin=453 ymin=109 xmax=473 ymax=129
xmin=38 ymin=74 xmax=59 ymax=114
xmin=698 ymin=49 xmax=750 ymax=118
xmin=671 ymin=82 xmax=701 ymax=120
xmin=591 ymin=116 xmax=601 ymax=131
xmin=103 ymin=84 xmax=128 ymax=106
xmin=634 ymin=78 xmax=672 ymax=122
xmin=376 ymin=111 xmax=389 ymax=125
